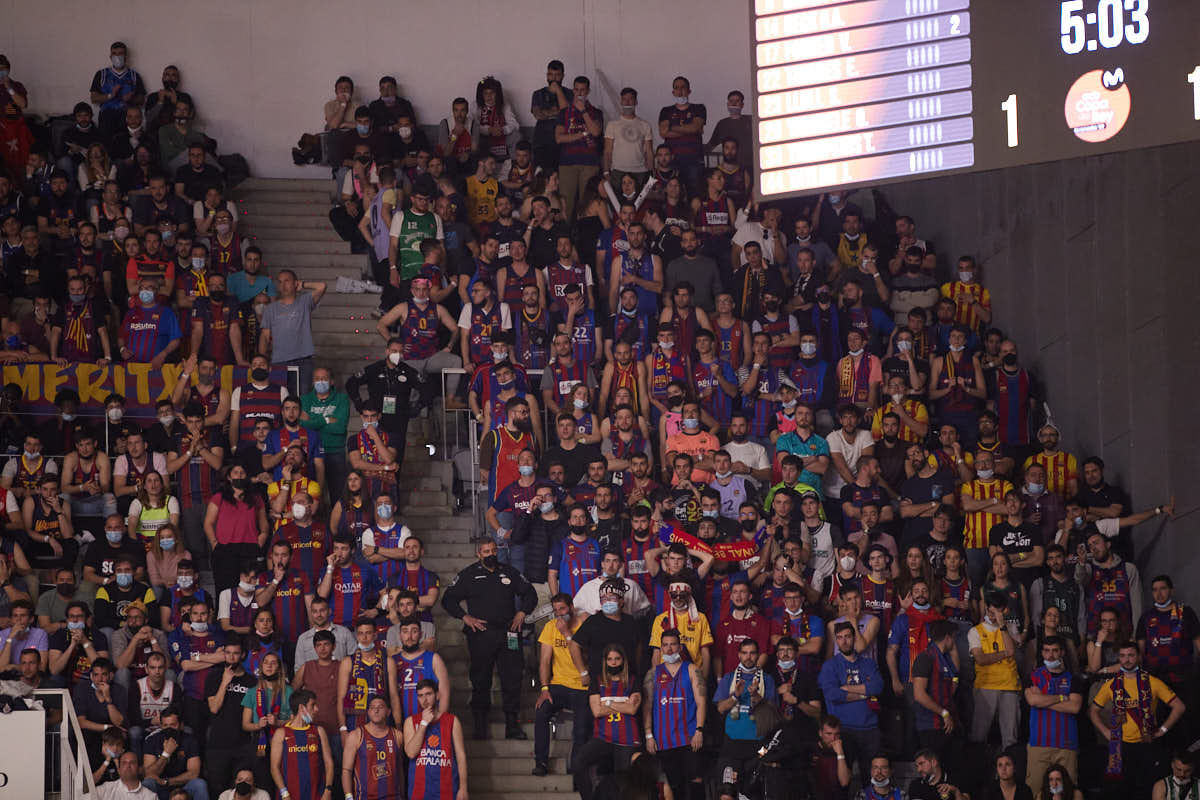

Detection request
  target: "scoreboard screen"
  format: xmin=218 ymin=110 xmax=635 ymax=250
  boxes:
xmin=750 ymin=0 xmax=1200 ymax=198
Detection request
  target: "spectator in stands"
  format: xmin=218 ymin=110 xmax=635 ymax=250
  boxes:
xmin=554 ymin=76 xmax=603 ymax=223
xmin=714 ymin=638 xmax=777 ymax=786
xmin=259 ymin=269 xmax=324 ymax=393
xmin=157 ymin=98 xmax=207 ymax=172
xmin=73 ymin=657 xmax=127 ymax=763
xmin=1024 ymin=635 xmax=1082 ymax=792
xmin=119 ymin=277 xmax=181 ymax=367
xmin=89 ymin=41 xmax=145 ymax=136
xmin=174 ymin=144 xmax=222 ymax=204
xmin=227 ymin=246 xmax=274 ymax=305
xmin=99 ymin=750 xmax=157 ymax=800
xmin=230 ymin=354 xmax=286 ymax=447
xmin=324 ymin=76 xmax=358 ymax=132
xmin=8 ymin=227 xmax=55 ymax=316
xmin=530 ymin=592 xmax=590 ymax=775
xmin=0 ymin=597 xmax=46 ymax=669
xmin=110 ymin=601 xmax=169 ymax=693
xmin=817 ymin=621 xmax=882 ymax=777
xmin=35 ymin=566 xmax=82 ymax=635
xmin=659 ymin=77 xmax=706 ymax=193
xmin=142 ymin=705 xmax=206 ymax=800
xmin=48 ymin=600 xmax=109 ymax=687
xmin=641 ymin=627 xmax=705 ymax=800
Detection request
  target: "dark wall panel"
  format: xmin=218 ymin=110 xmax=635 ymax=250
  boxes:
xmin=882 ymin=141 xmax=1200 ymax=601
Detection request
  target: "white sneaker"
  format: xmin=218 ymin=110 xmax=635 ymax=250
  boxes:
xmin=362 ymin=281 xmax=382 ymax=293
xmin=335 ymin=275 xmax=362 ymax=293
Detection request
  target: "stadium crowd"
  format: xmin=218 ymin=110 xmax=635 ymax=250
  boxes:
xmin=0 ymin=41 xmax=1195 ymax=800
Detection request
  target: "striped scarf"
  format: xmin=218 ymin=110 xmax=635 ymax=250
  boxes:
xmin=1107 ymin=669 xmax=1154 ymax=779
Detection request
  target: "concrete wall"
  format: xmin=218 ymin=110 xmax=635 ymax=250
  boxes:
xmin=0 ymin=0 xmax=754 ymax=178
xmin=882 ymin=141 xmax=1200 ymax=599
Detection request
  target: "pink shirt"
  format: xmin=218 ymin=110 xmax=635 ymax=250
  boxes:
xmin=211 ymin=493 xmax=263 ymax=546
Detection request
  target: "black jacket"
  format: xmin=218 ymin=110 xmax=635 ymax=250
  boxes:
xmin=441 ymin=560 xmax=536 ymax=628
xmin=512 ymin=512 xmax=568 ymax=584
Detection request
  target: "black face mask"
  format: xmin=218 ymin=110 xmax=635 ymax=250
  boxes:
xmin=251 ymin=367 xmax=269 ymax=382
xmin=58 ymin=583 xmax=76 ymax=597
xmin=570 ymin=524 xmax=590 ymax=537
xmin=163 ymin=80 xmax=179 ymax=91
xmin=235 ymin=781 xmax=253 ymax=796
xmin=230 ymin=477 xmax=249 ymax=490
xmin=606 ymin=664 xmax=623 ymax=676
xmin=764 ymin=300 xmax=780 ymax=312
xmin=668 ymin=396 xmax=684 ymax=409
xmin=882 ymin=433 xmax=899 ymax=444
xmin=356 ymin=155 xmax=372 ymax=164
xmin=740 ymin=518 xmax=758 ymax=533
xmin=1002 ymin=353 xmax=1018 ymax=367
xmin=682 ymin=246 xmax=698 ymax=256
xmin=482 ymin=554 xmax=499 ymax=569
xmin=209 ymin=289 xmax=226 ymax=302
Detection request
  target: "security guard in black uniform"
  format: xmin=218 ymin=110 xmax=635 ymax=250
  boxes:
xmin=344 ymin=337 xmax=422 ymax=468
xmin=441 ymin=537 xmax=537 ymax=740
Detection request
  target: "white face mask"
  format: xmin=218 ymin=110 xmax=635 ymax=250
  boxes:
xmin=292 ymin=503 xmax=307 ymax=520
xmin=896 ymin=340 xmax=913 ymax=353
xmin=958 ymin=271 xmax=974 ymax=282
xmin=848 ymin=347 xmax=864 ymax=357
xmin=388 ymin=351 xmax=402 ymax=366
xmin=840 ymin=555 xmax=857 ymax=571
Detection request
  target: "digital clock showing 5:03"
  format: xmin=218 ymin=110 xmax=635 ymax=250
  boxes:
xmin=1060 ymin=0 xmax=1149 ymax=54
xmin=749 ymin=0 xmax=1200 ymax=200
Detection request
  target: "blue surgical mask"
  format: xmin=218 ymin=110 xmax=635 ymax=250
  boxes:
xmin=1120 ymin=665 xmax=1137 ymax=674
xmin=1154 ymin=600 xmax=1172 ymax=610
xmin=682 ymin=418 xmax=700 ymax=431
xmin=138 ymin=289 xmax=155 ymax=305
xmin=1026 ymin=483 xmax=1044 ymax=496
xmin=106 ymin=530 xmax=123 ymax=544
xmin=67 ymin=620 xmax=85 ymax=630
xmin=115 ymin=573 xmax=133 ymax=588
xmin=190 ymin=621 xmax=208 ymax=633
xmin=376 ymin=503 xmax=392 ymax=519
xmin=912 ymin=601 xmax=931 ymax=611
xmin=702 ymin=510 xmax=718 ymax=519
xmin=539 ymin=501 xmax=555 ymax=514
xmin=662 ymin=652 xmax=681 ymax=664
xmin=777 ymin=659 xmax=795 ymax=670
xmin=601 ymin=601 xmax=619 ymax=615
xmin=800 ymin=342 xmax=817 ymax=356
xmin=313 ymin=380 xmax=330 ymax=394
xmin=498 ymin=380 xmax=514 ymax=391
xmin=871 ymin=778 xmax=890 ymax=789
xmin=357 ymin=641 xmax=374 ymax=651
xmin=491 ymin=350 xmax=507 ymax=363
xmin=160 ymin=538 xmax=175 ymax=551
xmin=1043 ymin=659 xmax=1063 ymax=670
xmin=573 ymin=398 xmax=588 ymax=410
xmin=356 ymin=123 xmax=369 ymax=135
xmin=300 ymin=709 xmax=313 ymax=724
xmin=518 ymin=465 xmax=535 ymax=477
xmin=620 ymin=307 xmax=636 ymax=317
xmin=976 ymin=469 xmax=994 ymax=480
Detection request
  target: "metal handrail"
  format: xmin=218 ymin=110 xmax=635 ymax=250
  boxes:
xmin=34 ymin=687 xmax=97 ymax=800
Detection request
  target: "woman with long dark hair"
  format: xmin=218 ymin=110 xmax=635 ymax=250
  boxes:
xmin=573 ymin=643 xmax=644 ymax=800
xmin=203 ymin=463 xmax=268 ymax=595
xmin=593 ymin=752 xmax=672 ymax=800
xmin=329 ymin=469 xmax=374 ymax=548
xmin=1041 ymin=764 xmax=1082 ymax=800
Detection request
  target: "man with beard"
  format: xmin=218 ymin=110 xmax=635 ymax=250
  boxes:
xmin=574 ymin=550 xmax=651 ymax=617
xmin=818 ymin=622 xmax=884 ymax=780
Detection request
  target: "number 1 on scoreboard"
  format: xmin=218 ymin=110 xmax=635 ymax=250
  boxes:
xmin=1189 ymin=67 xmax=1200 ymax=120
xmin=1001 ymin=93 xmax=1019 ymax=148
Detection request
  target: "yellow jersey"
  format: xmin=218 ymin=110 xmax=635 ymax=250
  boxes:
xmin=650 ymin=611 xmax=713 ymax=665
xmin=538 ymin=616 xmax=587 ymax=691
xmin=1092 ymin=671 xmax=1177 ymax=743
xmin=959 ymin=478 xmax=1014 ymax=550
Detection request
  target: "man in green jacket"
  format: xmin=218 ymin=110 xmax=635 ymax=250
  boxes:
xmin=301 ymin=365 xmax=350 ymax=503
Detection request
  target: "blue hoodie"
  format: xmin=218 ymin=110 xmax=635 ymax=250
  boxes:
xmin=818 ymin=650 xmax=883 ymax=730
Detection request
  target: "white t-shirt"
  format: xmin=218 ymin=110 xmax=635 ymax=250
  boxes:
xmin=732 ymin=221 xmax=784 ymax=266
xmin=723 ymin=441 xmax=771 ymax=489
xmin=457 ymin=302 xmax=513 ymax=331
xmin=604 ymin=116 xmax=654 ymax=174
xmin=825 ymin=429 xmax=876 ymax=499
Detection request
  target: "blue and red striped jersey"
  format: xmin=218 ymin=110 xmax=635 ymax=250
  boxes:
xmin=327 ymin=563 xmax=384 ymax=627
xmin=1027 ymin=666 xmax=1079 ymax=749
xmin=650 ymin=663 xmax=698 ymax=749
xmin=592 ymin=678 xmax=641 ymax=744
xmin=408 ymin=713 xmax=460 ymax=800
xmin=258 ymin=568 xmax=312 ymax=643
xmin=276 ymin=725 xmax=326 ymax=800
xmin=393 ymin=649 xmax=438 ymax=720
xmin=549 ymin=536 xmax=601 ymax=596
xmin=354 ymin=728 xmax=401 ymax=800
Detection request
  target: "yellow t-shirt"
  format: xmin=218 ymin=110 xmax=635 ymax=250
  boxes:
xmin=970 ymin=622 xmax=1020 ymax=691
xmin=650 ymin=611 xmax=713 ymax=664
xmin=959 ymin=478 xmax=1014 ymax=550
xmin=466 ymin=176 xmax=499 ymax=227
xmin=1091 ymin=671 xmax=1177 ymax=743
xmin=538 ymin=616 xmax=586 ymax=691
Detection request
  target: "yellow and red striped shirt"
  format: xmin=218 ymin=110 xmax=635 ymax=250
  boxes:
xmin=960 ymin=477 xmax=1014 ymax=550
xmin=870 ymin=399 xmax=929 ymax=443
xmin=1022 ymin=451 xmax=1078 ymax=497
xmin=940 ymin=281 xmax=991 ymax=331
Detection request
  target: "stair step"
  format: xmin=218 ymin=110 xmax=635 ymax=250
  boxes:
xmin=277 ymin=252 xmax=368 ymax=268
xmin=471 ymin=794 xmax=577 ymax=800
xmin=243 ymin=225 xmax=346 ymax=242
xmin=245 ymin=238 xmax=352 ymax=254
xmin=469 ymin=773 xmax=574 ymax=792
xmin=237 ymin=189 xmax=331 ymax=204
xmin=239 ymin=177 xmax=336 ymax=192
xmin=403 ymin=512 xmax=474 ymax=531
xmin=239 ymin=213 xmax=338 ymax=230
xmin=471 ymin=756 xmax=568 ymax=775
xmin=239 ymin=201 xmax=333 ymax=217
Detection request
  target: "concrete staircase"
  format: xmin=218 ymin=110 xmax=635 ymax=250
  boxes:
xmin=233 ymin=177 xmax=575 ymax=798
xmin=233 ymin=177 xmax=381 ymax=389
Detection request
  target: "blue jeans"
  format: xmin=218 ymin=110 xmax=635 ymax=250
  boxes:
xmin=493 ymin=510 xmax=527 ymax=575
xmin=144 ymin=777 xmax=209 ymax=800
